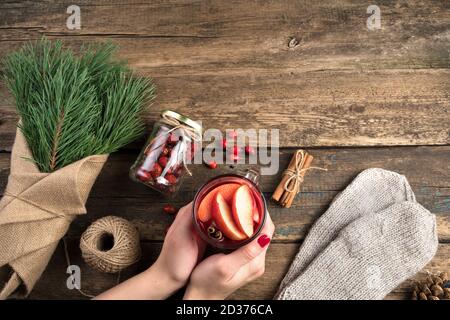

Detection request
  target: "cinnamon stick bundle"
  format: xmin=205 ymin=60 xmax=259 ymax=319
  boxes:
xmin=272 ymin=150 xmax=314 ymax=208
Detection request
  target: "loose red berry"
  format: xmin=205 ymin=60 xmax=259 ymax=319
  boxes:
xmin=245 ymin=145 xmax=255 ymax=155
xmin=206 ymin=161 xmax=217 ymax=169
xmin=163 ymin=204 xmax=177 ymax=215
xmin=221 ymin=138 xmax=228 ymax=149
xmin=228 ymin=130 xmax=238 ymax=139
xmin=165 ymin=174 xmax=177 ymax=185
xmin=158 ymin=156 xmax=169 ymax=168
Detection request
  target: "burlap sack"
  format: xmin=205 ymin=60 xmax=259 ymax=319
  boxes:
xmin=0 ymin=128 xmax=108 ymax=299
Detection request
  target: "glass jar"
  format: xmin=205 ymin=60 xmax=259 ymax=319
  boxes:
xmin=130 ymin=110 xmax=202 ymax=197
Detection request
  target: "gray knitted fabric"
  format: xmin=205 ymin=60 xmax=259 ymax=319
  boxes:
xmin=277 ymin=168 xmax=416 ymax=293
xmin=277 ymin=201 xmax=438 ymax=300
xmin=276 ymin=168 xmax=438 ymax=300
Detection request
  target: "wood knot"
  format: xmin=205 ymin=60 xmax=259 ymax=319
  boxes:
xmin=288 ymin=37 xmax=300 ymax=49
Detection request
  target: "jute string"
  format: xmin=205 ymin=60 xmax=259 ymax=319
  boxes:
xmin=283 ymin=150 xmax=328 ymax=194
xmin=63 ymin=216 xmax=141 ymax=298
xmin=80 ymin=216 xmax=141 ymax=273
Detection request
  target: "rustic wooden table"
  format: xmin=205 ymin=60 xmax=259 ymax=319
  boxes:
xmin=0 ymin=1 xmax=449 ymax=300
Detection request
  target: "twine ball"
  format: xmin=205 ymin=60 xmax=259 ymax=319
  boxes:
xmin=80 ymin=216 xmax=141 ymax=273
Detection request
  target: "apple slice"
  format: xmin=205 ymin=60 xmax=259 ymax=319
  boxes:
xmin=232 ymin=185 xmax=254 ymax=237
xmin=212 ymin=192 xmax=247 ymax=241
xmin=197 ymin=183 xmax=240 ymax=222
xmin=252 ymin=195 xmax=260 ymax=224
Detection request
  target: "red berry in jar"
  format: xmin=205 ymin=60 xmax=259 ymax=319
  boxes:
xmin=136 ymin=169 xmax=151 ymax=182
xmin=158 ymin=156 xmax=169 ymax=168
xmin=232 ymin=146 xmax=240 ymax=156
xmin=150 ymin=163 xmax=162 ymax=179
xmin=161 ymin=147 xmax=170 ymax=156
xmin=168 ymin=133 xmax=180 ymax=145
xmin=163 ymin=204 xmax=177 ymax=215
xmin=165 ymin=174 xmax=177 ymax=185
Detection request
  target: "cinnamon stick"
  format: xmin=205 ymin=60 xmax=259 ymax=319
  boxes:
xmin=279 ymin=153 xmax=308 ymax=205
xmin=282 ymin=154 xmax=313 ymax=208
xmin=272 ymin=150 xmax=314 ymax=208
xmin=272 ymin=154 xmax=297 ymax=201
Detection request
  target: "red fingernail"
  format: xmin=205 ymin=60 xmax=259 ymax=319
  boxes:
xmin=258 ymin=234 xmax=270 ymax=248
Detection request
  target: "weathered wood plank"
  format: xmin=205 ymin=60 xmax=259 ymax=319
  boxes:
xmin=2 ymin=69 xmax=450 ymax=151
xmin=1 ymin=1 xmax=450 ymax=150
xmin=0 ymin=70 xmax=450 ymax=150
xmin=2 ymin=68 xmax=450 ymax=150
xmin=28 ymin=240 xmax=450 ymax=300
xmin=1 ymin=0 xmax=449 ymax=71
xmin=1 ymin=146 xmax=449 ymax=242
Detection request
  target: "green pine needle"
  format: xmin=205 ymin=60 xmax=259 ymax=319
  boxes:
xmin=4 ymin=39 xmax=155 ymax=172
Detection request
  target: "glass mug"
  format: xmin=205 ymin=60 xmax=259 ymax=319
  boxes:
xmin=192 ymin=168 xmax=267 ymax=250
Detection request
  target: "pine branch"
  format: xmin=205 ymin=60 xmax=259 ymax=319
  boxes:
xmin=49 ymin=108 xmax=64 ymax=171
xmin=3 ymin=39 xmax=155 ymax=172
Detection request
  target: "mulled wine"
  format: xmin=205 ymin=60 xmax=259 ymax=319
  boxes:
xmin=193 ymin=172 xmax=267 ymax=250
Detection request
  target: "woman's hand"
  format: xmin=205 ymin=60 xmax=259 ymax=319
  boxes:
xmin=95 ymin=202 xmax=204 ymax=300
xmin=153 ymin=201 xmax=206 ymax=287
xmin=183 ymin=213 xmax=275 ymax=300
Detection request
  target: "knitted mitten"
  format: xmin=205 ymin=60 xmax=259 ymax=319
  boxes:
xmin=277 ymin=168 xmax=415 ymax=294
xmin=277 ymin=201 xmax=438 ymax=300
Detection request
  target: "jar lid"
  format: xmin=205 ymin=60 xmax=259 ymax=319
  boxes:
xmin=161 ymin=110 xmax=202 ymax=134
